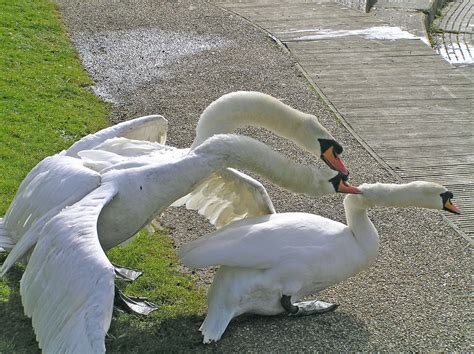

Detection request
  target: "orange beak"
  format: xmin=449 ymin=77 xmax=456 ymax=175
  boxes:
xmin=444 ymin=199 xmax=461 ymax=214
xmin=337 ymin=180 xmax=362 ymax=194
xmin=322 ymin=146 xmax=349 ymax=177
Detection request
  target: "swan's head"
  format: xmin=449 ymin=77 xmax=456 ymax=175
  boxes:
xmin=355 ymin=181 xmax=461 ymax=214
xmin=319 ymin=138 xmax=348 ymax=176
xmin=297 ymin=116 xmax=349 ymax=177
xmin=329 ymin=173 xmax=362 ymax=194
xmin=440 ymin=190 xmax=460 ymax=214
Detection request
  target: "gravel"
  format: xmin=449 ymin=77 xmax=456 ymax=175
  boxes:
xmin=57 ymin=0 xmax=471 ymax=351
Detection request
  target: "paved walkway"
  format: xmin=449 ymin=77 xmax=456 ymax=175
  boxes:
xmin=215 ymin=0 xmax=474 ymax=241
xmin=433 ymin=0 xmax=474 ymax=64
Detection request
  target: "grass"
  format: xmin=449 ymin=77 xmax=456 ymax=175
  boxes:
xmin=0 ymin=0 xmax=206 ymax=351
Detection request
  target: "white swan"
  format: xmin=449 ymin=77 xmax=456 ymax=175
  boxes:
xmin=180 ymin=181 xmax=461 ymax=344
xmin=80 ymin=90 xmax=349 ymax=228
xmin=0 ymin=91 xmax=348 ymax=254
xmin=0 ymin=134 xmax=360 ymax=354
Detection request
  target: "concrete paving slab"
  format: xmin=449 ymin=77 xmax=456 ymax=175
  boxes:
xmin=376 ymin=0 xmax=435 ymax=11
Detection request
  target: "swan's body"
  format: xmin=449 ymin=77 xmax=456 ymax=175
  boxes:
xmin=180 ymin=182 xmax=460 ymax=344
xmin=0 ymin=134 xmax=352 ymax=353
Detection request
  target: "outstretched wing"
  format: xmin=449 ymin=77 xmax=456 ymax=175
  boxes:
xmin=65 ymin=115 xmax=168 ymax=158
xmin=2 ymin=155 xmax=101 ymax=250
xmin=20 ymin=184 xmax=118 ymax=354
xmin=172 ymin=168 xmax=275 ymax=229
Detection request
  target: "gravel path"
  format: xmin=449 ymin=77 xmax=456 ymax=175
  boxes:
xmin=57 ymin=0 xmax=471 ymax=350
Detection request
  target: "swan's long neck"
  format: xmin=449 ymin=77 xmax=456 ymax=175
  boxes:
xmin=191 ymin=134 xmax=337 ymax=197
xmin=343 ymin=181 xmax=445 ymax=257
xmin=190 ymin=91 xmax=314 ymax=149
xmin=343 ymin=194 xmax=379 ymax=258
xmin=100 ymin=135 xmax=337 ymax=250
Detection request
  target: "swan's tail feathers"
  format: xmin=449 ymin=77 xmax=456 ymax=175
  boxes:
xmin=199 ymin=268 xmax=238 ymax=344
xmin=0 ymin=218 xmax=14 ymax=252
xmin=200 ymin=307 xmax=235 ymax=344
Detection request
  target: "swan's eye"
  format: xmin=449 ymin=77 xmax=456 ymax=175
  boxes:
xmin=319 ymin=139 xmax=349 ymax=177
xmin=329 ymin=174 xmax=361 ymax=194
xmin=318 ymin=139 xmax=332 ymax=154
xmin=318 ymin=139 xmax=343 ymax=156
xmin=440 ymin=191 xmax=454 ymax=203
xmin=333 ymin=141 xmax=343 ymax=155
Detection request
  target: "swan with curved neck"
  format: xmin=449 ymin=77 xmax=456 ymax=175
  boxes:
xmin=67 ymin=91 xmax=347 ymax=176
xmin=180 ymin=181 xmax=460 ymax=344
xmin=190 ymin=91 xmax=347 ymax=175
xmin=68 ymin=91 xmax=348 ymax=229
xmin=0 ymin=134 xmax=360 ymax=354
xmin=97 ymin=134 xmax=356 ymax=250
xmin=1 ymin=92 xmax=349 ymax=252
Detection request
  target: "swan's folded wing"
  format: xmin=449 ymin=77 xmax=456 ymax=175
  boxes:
xmin=180 ymin=223 xmax=294 ymax=270
xmin=2 ymin=155 xmax=101 ymax=250
xmin=172 ymin=168 xmax=275 ymax=229
xmin=65 ymin=115 xmax=168 ymax=157
xmin=20 ymin=184 xmax=118 ymax=354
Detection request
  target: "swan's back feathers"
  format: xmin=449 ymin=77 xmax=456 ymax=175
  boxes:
xmin=173 ymin=168 xmax=275 ymax=229
xmin=65 ymin=115 xmax=168 ymax=158
xmin=20 ymin=184 xmax=117 ymax=354
xmin=180 ymin=212 xmax=348 ymax=269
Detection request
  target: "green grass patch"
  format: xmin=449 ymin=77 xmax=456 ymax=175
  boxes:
xmin=0 ymin=0 xmax=206 ymax=351
xmin=106 ymin=232 xmax=206 ymax=352
xmin=0 ymin=0 xmax=109 ymax=212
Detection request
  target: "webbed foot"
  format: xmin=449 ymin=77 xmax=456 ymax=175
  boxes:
xmin=113 ymin=264 xmax=143 ymax=282
xmin=292 ymin=299 xmax=338 ymax=316
xmin=281 ymin=295 xmax=338 ymax=316
xmin=114 ymin=285 xmax=159 ymax=315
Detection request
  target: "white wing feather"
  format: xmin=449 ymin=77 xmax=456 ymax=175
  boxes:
xmin=0 ymin=218 xmax=14 ymax=252
xmin=1 ymin=155 xmax=101 ymax=256
xmin=20 ymin=184 xmax=117 ymax=354
xmin=77 ymin=138 xmax=187 ymax=173
xmin=65 ymin=115 xmax=168 ymax=158
xmin=92 ymin=137 xmax=178 ymax=158
xmin=173 ymin=168 xmax=275 ymax=229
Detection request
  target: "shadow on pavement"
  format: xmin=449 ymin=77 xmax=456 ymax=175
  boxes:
xmin=106 ymin=305 xmax=370 ymax=352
